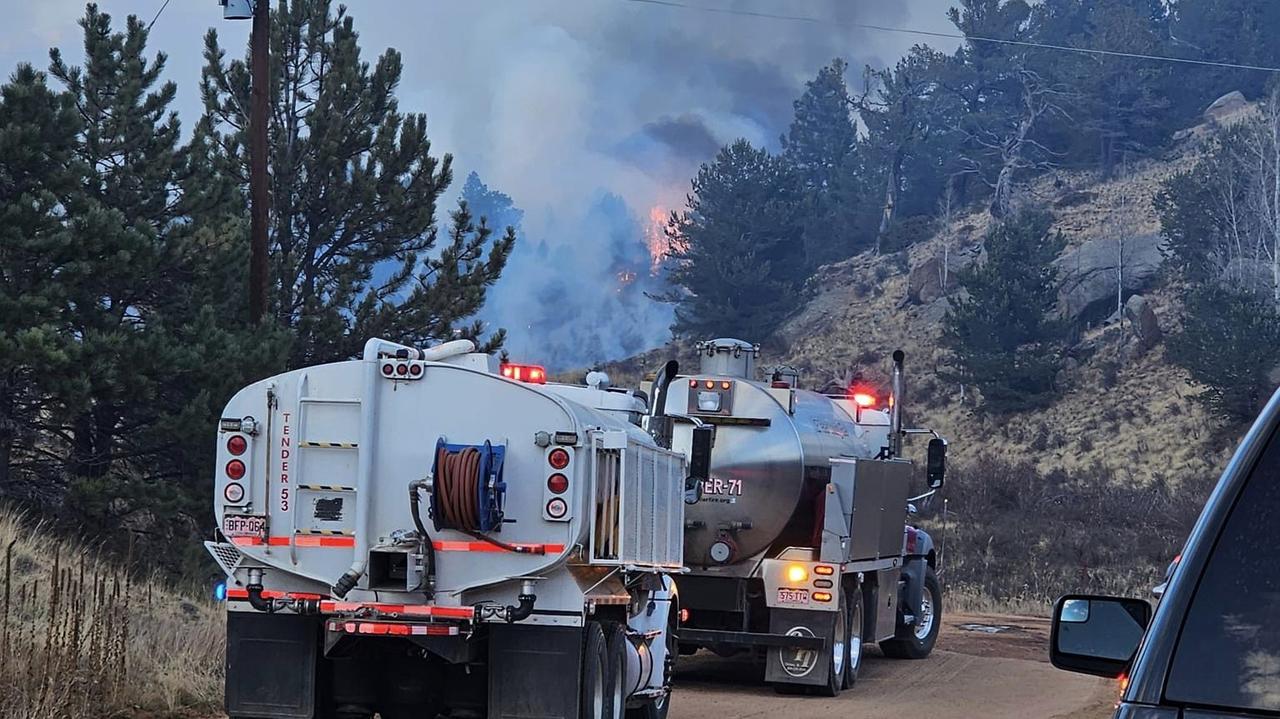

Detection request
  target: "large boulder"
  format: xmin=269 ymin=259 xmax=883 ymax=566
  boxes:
xmin=906 ymin=246 xmax=979 ymax=305
xmin=908 ymin=256 xmax=948 ymax=304
xmin=1123 ymin=294 xmax=1162 ymax=352
xmin=1055 ymin=233 xmax=1164 ymax=320
xmin=1205 ymin=91 xmax=1249 ymax=124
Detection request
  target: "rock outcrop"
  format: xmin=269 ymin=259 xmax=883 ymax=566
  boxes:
xmin=1205 ymin=90 xmax=1249 ymax=124
xmin=1055 ymin=233 xmax=1164 ymax=320
xmin=1123 ymin=294 xmax=1162 ymax=352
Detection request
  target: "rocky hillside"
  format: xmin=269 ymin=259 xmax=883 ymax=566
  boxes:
xmin=592 ymin=94 xmax=1262 ymax=488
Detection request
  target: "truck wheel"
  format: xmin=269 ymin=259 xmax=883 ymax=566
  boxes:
xmin=603 ymin=622 xmax=628 ymax=719
xmin=583 ymin=622 xmax=611 ymax=719
xmin=843 ymin=583 xmax=864 ymax=689
xmin=816 ymin=591 xmax=850 ymax=697
xmin=880 ymin=566 xmax=942 ymax=660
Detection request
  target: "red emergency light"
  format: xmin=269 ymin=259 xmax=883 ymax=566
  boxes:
xmin=501 ymin=363 xmax=547 ymax=384
xmin=851 ymin=391 xmax=877 ymax=408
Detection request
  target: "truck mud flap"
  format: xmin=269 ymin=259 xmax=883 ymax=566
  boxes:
xmin=764 ymin=608 xmax=837 ymax=687
xmin=488 ymin=624 xmax=583 ymax=719
xmin=226 ymin=612 xmax=319 ymax=719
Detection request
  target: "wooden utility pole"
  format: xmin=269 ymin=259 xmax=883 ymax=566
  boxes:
xmin=248 ymin=0 xmax=270 ymax=323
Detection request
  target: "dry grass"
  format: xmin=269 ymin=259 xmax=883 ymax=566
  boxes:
xmin=0 ymin=507 xmax=224 ymax=719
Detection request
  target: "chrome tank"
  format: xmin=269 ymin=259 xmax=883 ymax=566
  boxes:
xmin=667 ymin=378 xmax=890 ymax=573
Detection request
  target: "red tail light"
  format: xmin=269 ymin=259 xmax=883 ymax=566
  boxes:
xmin=548 ymin=448 xmax=570 ymax=470
xmin=547 ymin=473 xmax=569 ymax=494
xmin=501 ymin=363 xmax=547 ymax=384
xmin=226 ymin=460 xmax=246 ymax=480
xmin=851 ymin=392 xmax=876 ymax=408
xmin=227 ymin=435 xmax=248 ymax=456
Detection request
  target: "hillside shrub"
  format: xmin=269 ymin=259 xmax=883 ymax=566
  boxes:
xmin=921 ymin=456 xmax=1211 ymax=609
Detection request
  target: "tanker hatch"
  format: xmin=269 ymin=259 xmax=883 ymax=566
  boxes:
xmin=697 ymin=338 xmax=760 ymax=379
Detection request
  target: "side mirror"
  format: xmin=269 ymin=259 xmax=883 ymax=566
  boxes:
xmin=1050 ymin=595 xmax=1151 ymax=678
xmin=685 ymin=425 xmax=714 ymax=505
xmin=926 ymin=437 xmax=946 ymax=489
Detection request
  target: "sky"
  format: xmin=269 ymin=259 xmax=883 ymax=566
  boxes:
xmin=0 ymin=0 xmax=959 ymax=368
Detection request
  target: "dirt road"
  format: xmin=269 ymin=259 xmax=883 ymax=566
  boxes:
xmin=669 ymin=612 xmax=1117 ymax=719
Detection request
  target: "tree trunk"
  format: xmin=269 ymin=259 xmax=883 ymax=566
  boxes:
xmin=877 ymin=150 xmax=905 ymax=253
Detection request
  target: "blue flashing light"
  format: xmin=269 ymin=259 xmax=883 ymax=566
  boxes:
xmin=213 ymin=580 xmax=228 ymax=602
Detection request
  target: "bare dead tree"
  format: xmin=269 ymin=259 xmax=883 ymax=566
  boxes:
xmin=959 ymin=70 xmax=1072 ymax=220
xmin=936 ymin=178 xmax=958 ymax=294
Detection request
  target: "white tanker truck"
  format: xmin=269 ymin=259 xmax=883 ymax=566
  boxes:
xmin=654 ymin=339 xmax=947 ymax=696
xmin=206 ymin=338 xmax=708 ymax=719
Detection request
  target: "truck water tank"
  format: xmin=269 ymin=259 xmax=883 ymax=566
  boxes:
xmin=668 ymin=344 xmax=890 ymax=571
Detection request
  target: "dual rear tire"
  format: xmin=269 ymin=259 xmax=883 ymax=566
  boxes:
xmin=583 ymin=620 xmax=672 ymax=719
xmin=775 ymin=581 xmax=864 ymax=697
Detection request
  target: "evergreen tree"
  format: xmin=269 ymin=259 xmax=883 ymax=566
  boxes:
xmin=0 ymin=65 xmax=80 ymax=493
xmin=943 ymin=211 xmax=1068 ymax=412
xmin=196 ymin=0 xmax=512 ymax=365
xmin=663 ymin=139 xmax=804 ymax=340
xmin=783 ymin=59 xmax=857 ymax=192
xmin=783 ymin=59 xmax=860 ymax=267
xmin=857 ymin=45 xmax=956 ymax=250
xmin=1169 ymin=288 xmax=1280 ymax=423
xmin=1169 ymin=0 xmax=1280 ymax=119
xmin=36 ymin=6 xmax=285 ymax=555
xmin=1029 ymin=0 xmax=1173 ymax=174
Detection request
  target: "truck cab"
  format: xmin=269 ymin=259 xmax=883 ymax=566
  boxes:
xmin=1050 ymin=388 xmax=1280 ymax=717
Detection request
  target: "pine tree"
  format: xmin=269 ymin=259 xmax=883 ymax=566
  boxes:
xmin=196 ymin=0 xmax=513 ymax=365
xmin=46 ymin=6 xmax=190 ymax=481
xmin=33 ymin=6 xmax=287 ymax=548
xmin=943 ymin=211 xmax=1068 ymax=413
xmin=782 ymin=59 xmax=864 ymax=268
xmin=0 ymin=65 xmax=81 ymax=493
xmin=663 ymin=140 xmax=804 ymax=340
xmin=1169 ymin=288 xmax=1280 ymax=423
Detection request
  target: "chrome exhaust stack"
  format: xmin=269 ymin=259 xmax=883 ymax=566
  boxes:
xmin=889 ymin=350 xmax=905 ymax=459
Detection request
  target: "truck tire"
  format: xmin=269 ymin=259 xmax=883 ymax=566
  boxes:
xmin=843 ymin=582 xmax=864 ymax=689
xmin=880 ymin=566 xmax=942 ymax=659
xmin=583 ymin=622 xmax=611 ymax=719
xmin=602 ymin=622 xmax=628 ymax=719
xmin=815 ymin=590 xmax=850 ymax=697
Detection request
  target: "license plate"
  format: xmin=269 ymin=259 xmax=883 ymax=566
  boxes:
xmin=777 ymin=588 xmax=810 ymax=606
xmin=222 ymin=514 xmax=267 ymax=538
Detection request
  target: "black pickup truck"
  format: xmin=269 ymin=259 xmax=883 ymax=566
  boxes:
xmin=1050 ymin=388 xmax=1280 ymax=718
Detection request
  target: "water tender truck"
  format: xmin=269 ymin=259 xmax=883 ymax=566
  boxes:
xmin=207 ymin=338 xmax=703 ymax=719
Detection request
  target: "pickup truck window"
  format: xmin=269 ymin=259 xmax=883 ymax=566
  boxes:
xmin=1166 ymin=429 xmax=1280 ymax=712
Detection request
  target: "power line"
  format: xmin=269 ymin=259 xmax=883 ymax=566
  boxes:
xmin=622 ymin=0 xmax=1280 ymax=74
xmin=147 ymin=0 xmax=174 ymax=31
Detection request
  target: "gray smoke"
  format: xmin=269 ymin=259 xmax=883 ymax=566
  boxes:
xmin=2 ymin=0 xmax=956 ymax=369
xmin=429 ymin=0 xmax=956 ymax=369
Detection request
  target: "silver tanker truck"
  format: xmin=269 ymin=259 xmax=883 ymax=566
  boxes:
xmin=653 ymin=338 xmax=947 ymax=696
xmin=206 ymin=338 xmax=704 ymax=719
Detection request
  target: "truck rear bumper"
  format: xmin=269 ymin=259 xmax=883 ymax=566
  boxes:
xmin=679 ymin=627 xmax=825 ymax=650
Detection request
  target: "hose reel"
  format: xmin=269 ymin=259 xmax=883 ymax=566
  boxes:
xmin=430 ymin=439 xmax=507 ymax=534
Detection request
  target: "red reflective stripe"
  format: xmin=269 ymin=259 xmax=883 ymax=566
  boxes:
xmin=319 ymin=601 xmax=474 ymax=620
xmin=402 ymin=605 xmax=475 ymax=620
xmin=293 ymin=535 xmax=355 ymax=548
xmin=432 ymin=541 xmax=565 ymax=554
xmin=328 ymin=621 xmax=461 ymax=637
xmin=230 ymin=536 xmax=263 ymax=546
xmin=226 ymin=589 xmax=325 ymax=601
